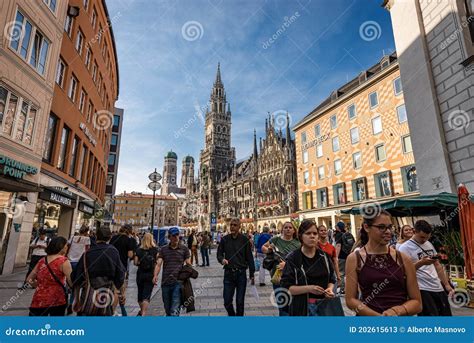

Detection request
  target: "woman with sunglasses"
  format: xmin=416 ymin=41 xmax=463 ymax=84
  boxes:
xmin=345 ymin=209 xmax=422 ymax=316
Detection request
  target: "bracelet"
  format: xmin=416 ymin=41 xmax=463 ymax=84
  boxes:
xmin=390 ymin=307 xmax=400 ymax=316
xmin=401 ymin=304 xmax=409 ymax=316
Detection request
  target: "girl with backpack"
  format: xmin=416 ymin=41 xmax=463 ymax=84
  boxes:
xmin=134 ymin=233 xmax=159 ymax=316
xmin=345 ymin=210 xmax=422 ymax=316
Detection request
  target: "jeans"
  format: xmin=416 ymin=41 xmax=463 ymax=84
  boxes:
xmin=308 ymin=302 xmax=322 ymax=316
xmin=162 ymin=282 xmax=182 ymax=316
xmin=272 ymin=284 xmax=289 ymax=316
xmin=200 ymin=246 xmax=210 ymax=266
xmin=257 ymin=253 xmax=266 ymax=284
xmin=223 ymin=269 xmax=247 ymax=316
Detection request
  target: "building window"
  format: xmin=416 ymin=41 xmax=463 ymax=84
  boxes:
xmin=316 ymin=144 xmax=323 ymax=158
xmin=111 ymin=134 xmax=118 ymax=146
xmin=75 ymin=29 xmax=84 ymax=55
xmin=347 ymin=104 xmax=356 ymax=120
xmin=85 ymin=46 xmax=92 ymax=69
xmin=369 ymin=91 xmax=378 ymax=108
xmin=302 ymin=150 xmax=308 ymax=164
xmin=64 ymin=15 xmax=74 ymax=37
xmin=43 ymin=0 xmax=57 ymax=12
xmin=393 ymin=77 xmax=403 ymax=95
xmin=375 ymin=144 xmax=386 ymax=162
xmin=402 ymin=134 xmax=413 ymax=153
xmin=98 ymin=24 xmax=103 ymax=44
xmin=87 ymin=101 xmax=93 ymax=123
xmin=330 ymin=114 xmax=337 ymax=129
xmin=108 ymin=154 xmax=116 ymax=166
xmin=57 ymin=126 xmax=70 ymax=170
xmin=350 ymin=127 xmax=359 ymax=144
xmin=333 ymin=183 xmax=346 ymax=205
xmin=92 ymin=61 xmax=98 ymax=83
xmin=316 ymin=188 xmax=328 ymax=208
xmin=68 ymin=75 xmax=78 ymax=102
xmin=42 ymin=113 xmax=57 ymax=162
xmin=318 ymin=166 xmax=325 ymax=180
xmin=30 ymin=31 xmax=49 ymax=75
xmin=397 ymin=104 xmax=407 ymax=123
xmin=464 ymin=0 xmax=474 ymax=43
xmin=401 ymin=165 xmax=418 ymax=193
xmin=80 ymin=146 xmax=88 ymax=182
xmin=334 ymin=159 xmax=342 ymax=175
xmin=77 ymin=144 xmax=86 ymax=180
xmin=301 ymin=132 xmax=307 ymax=144
xmin=314 ymin=124 xmax=321 ymax=137
xmin=332 ymin=136 xmax=340 ymax=152
xmin=55 ymin=58 xmax=66 ymax=87
xmin=352 ymin=151 xmax=362 ymax=169
xmin=302 ymin=191 xmax=313 ymax=210
xmin=374 ymin=171 xmax=392 ymax=197
xmin=372 ymin=116 xmax=382 ymax=135
xmin=2 ymin=91 xmax=18 ymax=136
xmin=83 ymin=0 xmax=89 ymax=10
xmin=78 ymin=89 xmax=86 ymax=113
xmin=352 ymin=177 xmax=367 ymax=202
xmin=91 ymin=8 xmax=97 ymax=29
xmin=69 ymin=136 xmax=79 ymax=177
xmin=303 ymin=171 xmax=309 ymax=185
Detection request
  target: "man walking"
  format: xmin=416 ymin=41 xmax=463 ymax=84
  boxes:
xmin=217 ymin=218 xmax=255 ymax=316
xmin=154 ymin=227 xmax=191 ymax=316
xmin=200 ymin=231 xmax=211 ymax=266
xmin=255 ymin=226 xmax=271 ymax=286
xmin=24 ymin=228 xmax=50 ymax=286
xmin=334 ymin=221 xmax=354 ymax=294
xmin=187 ymin=229 xmax=199 ymax=266
xmin=399 ymin=220 xmax=453 ymax=316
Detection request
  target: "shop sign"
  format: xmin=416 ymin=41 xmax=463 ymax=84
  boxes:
xmin=301 ymin=133 xmax=330 ymax=150
xmin=79 ymin=123 xmax=97 ymax=147
xmin=78 ymin=202 xmax=94 ymax=215
xmin=0 ymin=154 xmax=38 ymax=180
xmin=40 ymin=188 xmax=76 ymax=208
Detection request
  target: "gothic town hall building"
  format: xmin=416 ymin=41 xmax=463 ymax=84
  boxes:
xmin=183 ymin=64 xmax=298 ymax=232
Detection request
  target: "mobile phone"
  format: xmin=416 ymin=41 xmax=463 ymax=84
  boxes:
xmin=431 ymin=255 xmax=441 ymax=260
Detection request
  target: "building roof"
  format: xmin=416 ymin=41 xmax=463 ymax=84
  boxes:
xmin=293 ymin=52 xmax=398 ymax=130
xmin=184 ymin=155 xmax=194 ymax=163
xmin=115 ymin=192 xmax=175 ymax=200
xmin=165 ymin=151 xmax=178 ymax=159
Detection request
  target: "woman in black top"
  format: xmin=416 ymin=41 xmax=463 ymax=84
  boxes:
xmin=134 ymin=233 xmax=159 ymax=316
xmin=281 ymin=220 xmax=337 ymax=316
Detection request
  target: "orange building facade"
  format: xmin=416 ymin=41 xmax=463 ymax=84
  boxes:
xmin=35 ymin=0 xmax=119 ymax=239
xmin=294 ymin=54 xmax=419 ymax=234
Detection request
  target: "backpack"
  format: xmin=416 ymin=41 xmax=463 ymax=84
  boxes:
xmin=139 ymin=249 xmax=156 ymax=272
xmin=341 ymin=232 xmax=355 ymax=255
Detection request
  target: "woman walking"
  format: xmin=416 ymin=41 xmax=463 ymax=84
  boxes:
xmin=262 ymin=221 xmax=300 ymax=316
xmin=27 ymin=236 xmax=72 ymax=316
xmin=345 ymin=210 xmax=422 ymax=316
xmin=395 ymin=225 xmax=414 ymax=250
xmin=134 ymin=233 xmax=159 ymax=316
xmin=280 ymin=220 xmax=339 ymax=316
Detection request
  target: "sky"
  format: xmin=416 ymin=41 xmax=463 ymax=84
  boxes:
xmin=105 ymin=0 xmax=396 ymax=195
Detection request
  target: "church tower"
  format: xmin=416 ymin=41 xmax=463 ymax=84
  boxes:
xmin=199 ymin=63 xmax=235 ymax=220
xmin=181 ymin=155 xmax=195 ymax=195
xmin=161 ymin=150 xmax=178 ymax=195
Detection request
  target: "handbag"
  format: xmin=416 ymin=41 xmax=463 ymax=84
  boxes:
xmin=44 ymin=257 xmax=69 ymax=304
xmin=73 ymin=252 xmax=115 ymax=316
xmin=271 ymin=268 xmax=282 ymax=285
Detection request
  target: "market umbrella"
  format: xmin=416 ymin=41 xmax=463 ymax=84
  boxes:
xmin=458 ymin=184 xmax=473 ymax=279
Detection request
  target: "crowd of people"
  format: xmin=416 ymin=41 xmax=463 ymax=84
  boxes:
xmin=23 ymin=212 xmax=458 ymax=317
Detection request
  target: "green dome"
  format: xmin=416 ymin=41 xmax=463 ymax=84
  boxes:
xmin=165 ymin=151 xmax=177 ymax=159
xmin=184 ymin=155 xmax=194 ymax=163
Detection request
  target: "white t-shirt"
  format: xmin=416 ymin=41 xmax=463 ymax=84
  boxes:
xmin=67 ymin=236 xmax=91 ymax=262
xmin=398 ymin=239 xmax=443 ymax=292
xmin=30 ymin=237 xmax=49 ymax=256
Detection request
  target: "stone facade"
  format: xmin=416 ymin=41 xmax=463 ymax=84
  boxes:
xmin=385 ymin=0 xmax=474 ymax=193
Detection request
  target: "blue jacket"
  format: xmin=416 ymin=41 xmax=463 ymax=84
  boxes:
xmin=256 ymin=233 xmax=272 ymax=254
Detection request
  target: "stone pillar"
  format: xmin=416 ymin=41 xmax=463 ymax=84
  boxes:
xmin=350 ymin=214 xmax=357 ymax=237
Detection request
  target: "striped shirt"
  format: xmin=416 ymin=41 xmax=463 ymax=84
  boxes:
xmin=158 ymin=243 xmax=190 ymax=286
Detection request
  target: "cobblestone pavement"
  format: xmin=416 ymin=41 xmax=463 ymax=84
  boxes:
xmin=1 ymin=255 xmax=473 ymax=317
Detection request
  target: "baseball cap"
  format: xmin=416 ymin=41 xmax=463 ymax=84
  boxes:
xmin=336 ymin=221 xmax=346 ymax=230
xmin=168 ymin=227 xmax=180 ymax=236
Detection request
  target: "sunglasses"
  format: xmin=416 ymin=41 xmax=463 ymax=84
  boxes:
xmin=370 ymin=224 xmax=395 ymax=232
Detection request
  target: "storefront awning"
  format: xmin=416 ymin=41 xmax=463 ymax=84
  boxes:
xmin=0 ymin=175 xmax=42 ymax=193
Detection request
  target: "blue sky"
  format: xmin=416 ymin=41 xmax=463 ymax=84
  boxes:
xmin=106 ymin=0 xmax=395 ymax=194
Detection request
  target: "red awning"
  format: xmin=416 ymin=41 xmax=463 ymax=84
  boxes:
xmin=458 ymin=184 xmax=474 ymax=279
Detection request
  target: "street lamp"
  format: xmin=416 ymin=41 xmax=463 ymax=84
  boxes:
xmin=148 ymin=168 xmax=162 ymax=232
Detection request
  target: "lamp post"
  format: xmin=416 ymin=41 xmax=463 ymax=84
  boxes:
xmin=148 ymin=168 xmax=162 ymax=232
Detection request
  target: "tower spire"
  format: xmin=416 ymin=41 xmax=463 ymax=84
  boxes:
xmin=215 ymin=62 xmax=222 ymax=85
xmin=253 ymin=129 xmax=258 ymax=160
xmin=286 ymin=111 xmax=291 ymax=143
